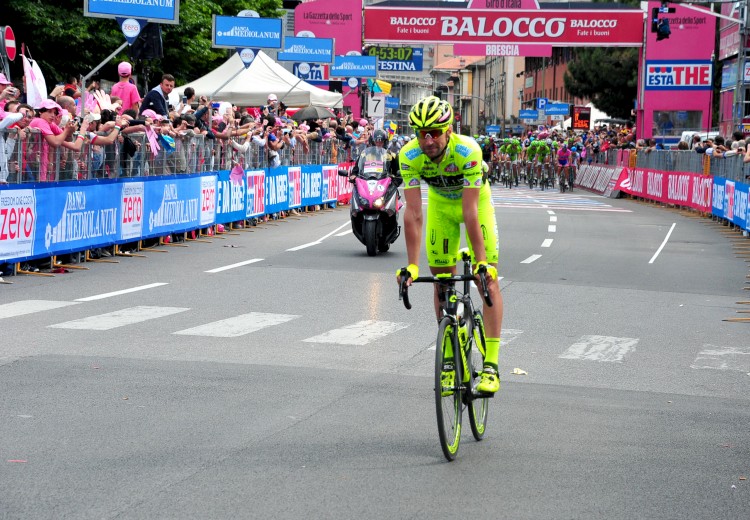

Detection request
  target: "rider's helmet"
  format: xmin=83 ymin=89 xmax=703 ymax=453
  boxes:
xmin=570 ymin=145 xmax=577 ymax=152
xmin=409 ymin=96 xmax=454 ymax=129
xmin=562 ymin=142 xmax=568 ymax=148
xmin=546 ymin=138 xmax=553 ymax=145
xmin=370 ymin=129 xmax=388 ymax=146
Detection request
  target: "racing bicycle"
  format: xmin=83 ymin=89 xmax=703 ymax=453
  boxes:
xmin=398 ymin=250 xmax=494 ymax=461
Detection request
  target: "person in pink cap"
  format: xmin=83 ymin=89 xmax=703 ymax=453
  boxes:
xmin=0 ymin=74 xmax=20 ymax=111
xmin=28 ymin=99 xmax=76 ymax=181
xmin=110 ymin=62 xmax=141 ymax=115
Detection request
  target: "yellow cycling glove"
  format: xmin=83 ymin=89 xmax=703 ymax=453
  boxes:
xmin=473 ymin=261 xmax=497 ymax=281
xmin=396 ymin=263 xmax=419 ymax=281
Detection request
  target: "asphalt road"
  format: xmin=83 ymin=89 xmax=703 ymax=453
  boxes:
xmin=1 ymin=185 xmax=749 ymax=519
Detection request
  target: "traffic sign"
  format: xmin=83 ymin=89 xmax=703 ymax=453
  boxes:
xmin=2 ymin=26 xmax=16 ymax=61
xmin=536 ymin=97 xmax=548 ymax=111
xmin=519 ymin=109 xmax=539 ymax=120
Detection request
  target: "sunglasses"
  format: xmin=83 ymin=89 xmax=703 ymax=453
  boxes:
xmin=418 ymin=128 xmax=447 ymax=140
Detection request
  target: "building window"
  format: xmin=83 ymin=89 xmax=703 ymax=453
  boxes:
xmin=653 ymin=110 xmax=702 ymax=136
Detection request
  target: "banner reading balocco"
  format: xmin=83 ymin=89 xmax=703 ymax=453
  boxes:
xmin=364 ymin=7 xmax=644 ymax=46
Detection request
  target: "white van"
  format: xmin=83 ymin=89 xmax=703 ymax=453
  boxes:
xmin=679 ymin=130 xmax=721 ymax=149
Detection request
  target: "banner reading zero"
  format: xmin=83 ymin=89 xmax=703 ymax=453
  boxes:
xmin=364 ymin=7 xmax=645 ymax=47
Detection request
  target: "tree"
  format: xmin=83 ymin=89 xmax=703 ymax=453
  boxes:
xmin=562 ymin=0 xmax=641 ymax=120
xmin=4 ymin=0 xmax=284 ymax=87
xmin=563 ymin=46 xmax=639 ymax=120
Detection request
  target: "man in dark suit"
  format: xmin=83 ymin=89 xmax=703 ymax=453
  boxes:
xmin=139 ymin=73 xmax=175 ymax=118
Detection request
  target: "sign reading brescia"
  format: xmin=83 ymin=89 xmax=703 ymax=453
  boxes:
xmin=278 ymin=37 xmax=334 ymax=63
xmin=213 ymin=15 xmax=282 ymax=49
xmin=453 ymin=43 xmax=552 ymax=57
xmin=84 ymin=0 xmax=180 ymax=24
xmin=364 ymin=7 xmax=644 ymax=46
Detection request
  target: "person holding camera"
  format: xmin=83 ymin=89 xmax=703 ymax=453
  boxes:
xmin=0 ymin=74 xmax=21 ymax=110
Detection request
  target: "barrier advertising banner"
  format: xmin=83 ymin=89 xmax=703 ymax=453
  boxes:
xmin=711 ymin=177 xmax=750 ymax=230
xmin=0 ymin=163 xmax=349 ymax=263
xmin=615 ymin=167 xmax=713 ymax=212
xmin=364 ymin=7 xmax=644 ymax=46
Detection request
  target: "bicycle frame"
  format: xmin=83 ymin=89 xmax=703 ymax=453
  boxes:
xmin=399 ymin=252 xmax=494 ymax=460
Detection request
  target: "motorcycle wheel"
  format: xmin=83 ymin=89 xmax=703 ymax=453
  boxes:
xmin=364 ymin=219 xmax=378 ymax=256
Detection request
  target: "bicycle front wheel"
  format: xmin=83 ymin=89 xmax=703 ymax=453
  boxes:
xmin=435 ymin=318 xmax=462 ymax=461
xmin=468 ymin=312 xmax=489 ymax=440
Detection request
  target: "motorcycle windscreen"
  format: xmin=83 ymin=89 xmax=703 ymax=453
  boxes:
xmin=357 ymin=147 xmax=390 ymax=180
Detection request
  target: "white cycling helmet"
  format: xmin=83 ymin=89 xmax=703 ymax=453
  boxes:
xmin=546 ymin=138 xmax=552 ymax=145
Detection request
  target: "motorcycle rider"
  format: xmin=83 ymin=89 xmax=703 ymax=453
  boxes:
xmin=349 ymin=129 xmax=400 ymax=182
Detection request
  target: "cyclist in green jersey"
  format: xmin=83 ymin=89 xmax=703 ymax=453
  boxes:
xmin=396 ymin=95 xmax=503 ymax=394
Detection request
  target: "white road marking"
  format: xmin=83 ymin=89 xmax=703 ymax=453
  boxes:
xmin=303 ymin=320 xmax=409 ymax=346
xmin=521 ymin=254 xmax=542 ymax=264
xmin=0 ymin=300 xmax=79 ymax=320
xmin=550 ymin=216 xmax=558 ymax=222
xmin=559 ymin=335 xmax=638 ymax=362
xmin=548 ymin=225 xmax=557 ymax=233
xmin=49 ymin=306 xmax=189 ymax=331
xmin=75 ymin=283 xmax=168 ymax=302
xmin=690 ymin=345 xmax=750 ymax=371
xmin=547 ymin=210 xmax=555 ymax=215
xmin=335 ymin=230 xmax=352 ymax=237
xmin=649 ymin=223 xmax=676 ymax=264
xmin=501 ymin=328 xmax=524 ymax=345
xmin=287 ymin=221 xmax=351 ymax=251
xmin=205 ymin=258 xmax=263 ymax=273
xmin=541 ymin=239 xmax=554 ymax=248
xmin=174 ymin=312 xmax=300 ymax=337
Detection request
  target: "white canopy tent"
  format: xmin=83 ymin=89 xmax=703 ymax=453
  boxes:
xmin=171 ymin=51 xmax=343 ymax=108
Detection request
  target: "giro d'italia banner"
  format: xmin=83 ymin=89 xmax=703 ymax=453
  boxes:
xmin=363 ymin=7 xmax=644 ymax=46
xmin=0 ymin=165 xmax=344 ymax=263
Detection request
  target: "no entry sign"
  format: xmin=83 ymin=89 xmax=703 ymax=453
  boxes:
xmin=2 ymin=26 xmax=16 ymax=61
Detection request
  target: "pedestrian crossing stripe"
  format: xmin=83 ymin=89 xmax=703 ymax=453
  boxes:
xmin=690 ymin=345 xmax=750 ymax=372
xmin=48 ymin=306 xmax=189 ymax=331
xmin=174 ymin=312 xmax=300 ymax=337
xmin=302 ymin=320 xmax=409 ymax=345
xmin=0 ymin=300 xmax=79 ymax=320
xmin=559 ymin=335 xmax=638 ymax=362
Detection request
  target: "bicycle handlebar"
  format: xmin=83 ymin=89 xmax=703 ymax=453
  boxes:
xmin=398 ymin=270 xmax=493 ymax=310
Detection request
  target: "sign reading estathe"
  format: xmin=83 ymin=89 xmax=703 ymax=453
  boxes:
xmin=645 ymin=60 xmax=713 ymax=90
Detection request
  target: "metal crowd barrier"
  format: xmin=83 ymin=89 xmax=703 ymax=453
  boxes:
xmin=0 ymin=128 xmax=352 ymax=183
xmin=583 ymin=146 xmax=750 ymax=183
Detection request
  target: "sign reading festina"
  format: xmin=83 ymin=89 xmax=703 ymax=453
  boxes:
xmin=364 ymin=7 xmax=644 ymax=46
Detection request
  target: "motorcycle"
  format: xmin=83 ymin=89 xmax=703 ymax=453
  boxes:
xmin=339 ymin=146 xmax=402 ymax=256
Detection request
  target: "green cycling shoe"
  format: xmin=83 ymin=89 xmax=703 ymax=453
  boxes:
xmin=477 ymin=366 xmax=500 ymax=394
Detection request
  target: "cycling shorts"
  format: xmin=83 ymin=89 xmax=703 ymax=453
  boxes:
xmin=558 ymin=159 xmax=568 ymax=166
xmin=425 ymin=184 xmax=499 ymax=268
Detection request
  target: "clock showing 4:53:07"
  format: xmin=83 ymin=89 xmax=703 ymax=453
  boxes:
xmin=366 ymin=46 xmax=415 ymax=61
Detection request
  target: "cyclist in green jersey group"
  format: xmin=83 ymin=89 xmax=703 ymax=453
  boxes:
xmin=396 ymin=95 xmax=503 ymax=394
xmin=506 ymin=138 xmax=522 ymax=185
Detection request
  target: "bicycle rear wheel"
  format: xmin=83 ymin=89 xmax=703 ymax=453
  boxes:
xmin=468 ymin=312 xmax=489 ymax=440
xmin=435 ymin=318 xmax=462 ymax=461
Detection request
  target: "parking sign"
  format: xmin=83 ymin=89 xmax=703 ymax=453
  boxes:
xmin=536 ymin=98 xmax=548 ymax=111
